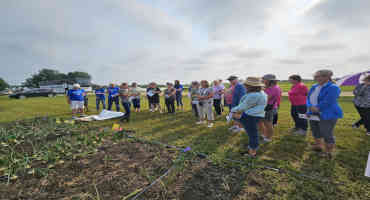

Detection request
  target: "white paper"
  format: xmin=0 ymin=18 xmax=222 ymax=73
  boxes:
xmin=365 ymin=152 xmax=370 ymax=177
xmin=147 ymin=91 xmax=154 ymax=97
xmin=92 ymin=110 xmax=125 ymax=121
xmin=299 ymin=114 xmax=320 ymax=121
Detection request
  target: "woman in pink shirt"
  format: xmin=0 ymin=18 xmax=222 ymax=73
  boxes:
xmin=260 ymin=74 xmax=281 ymax=143
xmin=288 ymin=75 xmax=309 ymax=135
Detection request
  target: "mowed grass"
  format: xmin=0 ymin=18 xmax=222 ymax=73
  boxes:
xmin=0 ymin=94 xmax=369 ymax=199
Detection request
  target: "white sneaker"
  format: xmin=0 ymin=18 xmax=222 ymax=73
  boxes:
xmin=196 ymin=121 xmax=205 ymax=125
xmin=228 ymin=125 xmax=238 ymax=131
xmin=208 ymin=123 xmax=214 ymax=128
xmin=367 ymin=132 xmax=370 ymax=136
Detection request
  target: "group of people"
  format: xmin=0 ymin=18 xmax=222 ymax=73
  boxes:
xmin=66 ymin=69 xmax=370 ymax=159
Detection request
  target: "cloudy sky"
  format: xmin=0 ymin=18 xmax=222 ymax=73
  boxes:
xmin=1 ymin=0 xmax=369 ymax=85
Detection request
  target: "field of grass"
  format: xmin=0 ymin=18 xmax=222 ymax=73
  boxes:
xmin=0 ymin=95 xmax=369 ymax=199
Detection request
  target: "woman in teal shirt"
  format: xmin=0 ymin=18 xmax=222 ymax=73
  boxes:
xmin=231 ymin=77 xmax=267 ymax=157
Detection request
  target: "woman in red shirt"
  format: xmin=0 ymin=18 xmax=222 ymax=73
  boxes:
xmin=288 ymin=75 xmax=309 ymax=135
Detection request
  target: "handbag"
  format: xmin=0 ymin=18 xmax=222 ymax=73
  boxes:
xmin=265 ymin=104 xmax=274 ymax=111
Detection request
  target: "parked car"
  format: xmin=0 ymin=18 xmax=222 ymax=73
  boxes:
xmin=9 ymin=89 xmax=57 ymax=99
xmin=0 ymin=90 xmax=10 ymax=96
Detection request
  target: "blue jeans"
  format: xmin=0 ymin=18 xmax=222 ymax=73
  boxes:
xmin=108 ymin=96 xmax=120 ymax=111
xmin=122 ymin=101 xmax=131 ymax=119
xmin=176 ymin=94 xmax=183 ymax=107
xmin=96 ymin=98 xmax=106 ymax=111
xmin=239 ymin=113 xmax=263 ymax=150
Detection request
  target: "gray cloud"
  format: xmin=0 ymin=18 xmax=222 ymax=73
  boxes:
xmin=348 ymin=55 xmax=370 ymax=64
xmin=299 ymin=43 xmax=347 ymax=54
xmin=278 ymin=59 xmax=305 ymax=65
xmin=234 ymin=49 xmax=270 ymax=59
xmin=306 ymin=0 xmax=370 ymax=28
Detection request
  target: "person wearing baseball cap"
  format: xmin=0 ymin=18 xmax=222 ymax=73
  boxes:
xmin=260 ymin=74 xmax=282 ymax=143
xmin=227 ymin=75 xmax=247 ymax=133
xmin=231 ymin=77 xmax=267 ymax=157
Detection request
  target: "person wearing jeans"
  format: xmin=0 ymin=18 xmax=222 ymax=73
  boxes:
xmin=174 ymin=80 xmax=184 ymax=111
xmin=190 ymin=81 xmax=200 ymax=120
xmin=95 ymin=86 xmax=106 ymax=112
xmin=213 ymin=80 xmax=225 ymax=116
xmin=352 ymin=75 xmax=370 ymax=135
xmin=107 ymin=83 xmax=120 ymax=112
xmin=164 ymin=82 xmax=176 ymax=114
xmin=288 ymin=75 xmax=308 ymax=135
xmin=119 ymin=83 xmax=131 ymax=122
xmin=227 ymin=75 xmax=246 ymax=133
xmin=231 ymin=77 xmax=267 ymax=157
xmin=307 ymin=70 xmax=343 ymax=159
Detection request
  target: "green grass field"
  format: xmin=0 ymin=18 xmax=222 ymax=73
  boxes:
xmin=0 ymin=95 xmax=369 ymax=199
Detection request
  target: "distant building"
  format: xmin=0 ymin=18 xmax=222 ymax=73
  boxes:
xmin=39 ymin=78 xmax=92 ymax=94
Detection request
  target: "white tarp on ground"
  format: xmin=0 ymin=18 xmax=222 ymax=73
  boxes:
xmin=92 ymin=110 xmax=125 ymax=121
xmin=76 ymin=110 xmax=125 ymax=121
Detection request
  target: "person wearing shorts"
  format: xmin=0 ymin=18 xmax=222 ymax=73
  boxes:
xmin=260 ymin=74 xmax=281 ymax=143
xmin=147 ymin=82 xmax=161 ymax=112
xmin=131 ymin=82 xmax=141 ymax=112
xmin=307 ymin=70 xmax=343 ymax=159
xmin=67 ymin=84 xmax=85 ymax=119
xmin=198 ymin=80 xmax=214 ymax=128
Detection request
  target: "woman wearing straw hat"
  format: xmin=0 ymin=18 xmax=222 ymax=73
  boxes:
xmin=231 ymin=77 xmax=267 ymax=157
xmin=66 ymin=83 xmax=85 ymax=119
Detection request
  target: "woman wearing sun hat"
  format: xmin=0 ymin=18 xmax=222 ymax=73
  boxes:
xmin=231 ymin=77 xmax=267 ymax=157
xmin=260 ymin=74 xmax=281 ymax=143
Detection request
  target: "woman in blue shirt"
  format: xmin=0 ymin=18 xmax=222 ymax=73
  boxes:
xmin=307 ymin=70 xmax=343 ymax=159
xmin=67 ymin=84 xmax=85 ymax=119
xmin=231 ymin=77 xmax=267 ymax=157
xmin=95 ymin=85 xmax=106 ymax=111
xmin=174 ymin=80 xmax=184 ymax=111
xmin=107 ymin=83 xmax=120 ymax=112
